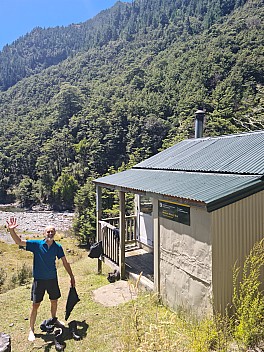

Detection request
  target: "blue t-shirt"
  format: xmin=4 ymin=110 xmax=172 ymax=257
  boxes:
xmin=26 ymin=239 xmax=65 ymax=280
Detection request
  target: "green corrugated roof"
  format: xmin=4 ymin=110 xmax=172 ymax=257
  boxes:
xmin=94 ymin=169 xmax=264 ymax=212
xmin=135 ymin=131 xmax=264 ymax=175
xmin=94 ymin=131 xmax=264 ymax=211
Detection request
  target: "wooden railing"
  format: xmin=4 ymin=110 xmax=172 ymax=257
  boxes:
xmin=99 ymin=215 xmax=136 ymax=265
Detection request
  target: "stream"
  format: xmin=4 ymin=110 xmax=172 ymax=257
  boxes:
xmin=0 ymin=205 xmax=74 ymax=243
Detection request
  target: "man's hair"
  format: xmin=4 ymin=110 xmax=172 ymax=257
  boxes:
xmin=44 ymin=225 xmax=56 ymax=233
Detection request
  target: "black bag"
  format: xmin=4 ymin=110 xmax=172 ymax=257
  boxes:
xmin=88 ymin=241 xmax=103 ymax=258
xmin=107 ymin=269 xmax=120 ymax=283
xmin=65 ymin=287 xmax=80 ymax=321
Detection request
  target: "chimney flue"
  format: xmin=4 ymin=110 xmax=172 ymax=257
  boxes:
xmin=195 ymin=109 xmax=205 ymax=138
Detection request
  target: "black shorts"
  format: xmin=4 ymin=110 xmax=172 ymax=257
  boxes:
xmin=31 ymin=278 xmax=61 ymax=303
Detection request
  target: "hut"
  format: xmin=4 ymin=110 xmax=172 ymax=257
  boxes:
xmin=94 ymin=124 xmax=264 ymax=314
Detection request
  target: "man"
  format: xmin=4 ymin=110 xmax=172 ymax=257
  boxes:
xmin=6 ymin=216 xmax=75 ymax=342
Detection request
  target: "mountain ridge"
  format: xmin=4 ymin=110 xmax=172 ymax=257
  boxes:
xmin=0 ymin=0 xmax=248 ymax=91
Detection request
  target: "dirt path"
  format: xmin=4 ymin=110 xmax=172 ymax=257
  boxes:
xmin=0 ymin=209 xmax=74 ymax=242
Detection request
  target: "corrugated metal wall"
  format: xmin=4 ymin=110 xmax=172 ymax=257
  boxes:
xmin=212 ymin=190 xmax=264 ymax=314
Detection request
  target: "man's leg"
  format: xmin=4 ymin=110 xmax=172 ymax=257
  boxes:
xmin=50 ymin=299 xmax=58 ymax=318
xmin=47 ymin=278 xmax=63 ymax=326
xmin=50 ymin=299 xmax=65 ymax=328
xmin=28 ymin=302 xmax=40 ymax=342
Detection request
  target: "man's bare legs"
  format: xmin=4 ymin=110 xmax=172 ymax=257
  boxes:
xmin=28 ymin=302 xmax=40 ymax=342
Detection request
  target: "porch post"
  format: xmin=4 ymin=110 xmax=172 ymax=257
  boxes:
xmin=153 ymin=198 xmax=160 ymax=293
xmin=119 ymin=191 xmax=126 ymax=279
xmin=96 ymin=185 xmax=102 ymax=274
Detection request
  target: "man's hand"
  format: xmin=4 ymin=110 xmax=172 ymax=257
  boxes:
xmin=6 ymin=217 xmax=18 ymax=231
xmin=70 ymin=276 xmax=76 ymax=287
xmin=5 ymin=217 xmax=25 ymax=246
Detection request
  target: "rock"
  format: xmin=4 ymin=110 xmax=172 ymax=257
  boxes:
xmin=0 ymin=332 xmax=11 ymax=352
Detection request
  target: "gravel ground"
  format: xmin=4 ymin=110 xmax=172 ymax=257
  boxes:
xmin=0 ymin=209 xmax=74 ymax=242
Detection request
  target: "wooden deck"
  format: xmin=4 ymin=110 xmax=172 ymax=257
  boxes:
xmin=125 ymin=246 xmax=154 ymax=291
xmin=103 ymin=245 xmax=154 ymax=291
xmin=98 ymin=217 xmax=154 ymax=291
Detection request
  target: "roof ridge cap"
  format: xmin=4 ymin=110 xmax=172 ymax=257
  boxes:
xmin=189 ymin=129 xmax=264 ymax=142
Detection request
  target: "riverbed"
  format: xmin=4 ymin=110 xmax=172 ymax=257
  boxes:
xmin=0 ymin=206 xmax=74 ymax=242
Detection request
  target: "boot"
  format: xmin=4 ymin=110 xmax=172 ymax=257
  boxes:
xmin=54 ymin=328 xmax=66 ymax=351
xmin=114 ymin=269 xmax=120 ymax=281
xmin=40 ymin=317 xmax=57 ymax=333
xmin=107 ymin=272 xmax=115 ymax=283
xmin=53 ymin=318 xmax=65 ymax=329
xmin=68 ymin=320 xmax=81 ymax=341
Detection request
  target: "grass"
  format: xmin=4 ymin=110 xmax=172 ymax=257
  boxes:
xmin=0 ymin=236 xmax=124 ymax=351
xmin=0 ymin=235 xmax=197 ymax=352
xmin=0 ymin=235 xmax=221 ymax=352
xmin=0 ymin=235 xmax=263 ymax=351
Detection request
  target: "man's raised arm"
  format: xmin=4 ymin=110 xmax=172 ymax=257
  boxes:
xmin=6 ymin=217 xmax=26 ymax=247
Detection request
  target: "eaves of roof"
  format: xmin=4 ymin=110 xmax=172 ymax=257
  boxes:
xmin=93 ymin=169 xmax=264 ymax=212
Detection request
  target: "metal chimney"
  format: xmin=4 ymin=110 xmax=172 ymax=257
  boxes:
xmin=195 ymin=109 xmax=205 ymax=138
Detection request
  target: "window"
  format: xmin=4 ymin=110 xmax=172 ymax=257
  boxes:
xmin=140 ymin=195 xmax=153 ymax=215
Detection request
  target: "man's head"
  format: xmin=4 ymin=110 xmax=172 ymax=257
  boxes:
xmin=44 ymin=225 xmax=56 ymax=241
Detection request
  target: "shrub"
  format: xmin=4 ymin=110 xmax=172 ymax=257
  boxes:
xmin=14 ymin=176 xmax=39 ymax=208
xmin=11 ymin=263 xmax=32 ymax=287
xmin=121 ymin=291 xmax=228 ymax=352
xmin=0 ymin=267 xmax=6 ymax=291
xmin=187 ymin=316 xmax=218 ymax=352
xmin=232 ymin=239 xmax=264 ymax=348
xmin=73 ymin=178 xmax=96 ymax=245
xmin=52 ymin=171 xmax=78 ymax=210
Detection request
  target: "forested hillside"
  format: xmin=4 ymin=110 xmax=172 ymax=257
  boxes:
xmin=0 ymin=0 xmax=263 ymax=241
xmin=0 ymin=0 xmax=248 ymax=91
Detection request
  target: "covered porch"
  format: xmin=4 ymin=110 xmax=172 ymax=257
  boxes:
xmin=95 ymin=185 xmax=155 ymax=291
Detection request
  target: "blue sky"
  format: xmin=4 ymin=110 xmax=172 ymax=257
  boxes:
xmin=0 ymin=0 xmax=132 ymax=50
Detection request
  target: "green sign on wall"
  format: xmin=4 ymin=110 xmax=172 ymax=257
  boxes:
xmin=159 ymin=200 xmax=190 ymax=226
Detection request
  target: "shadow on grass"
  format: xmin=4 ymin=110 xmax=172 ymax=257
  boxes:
xmin=34 ymin=320 xmax=89 ymax=351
